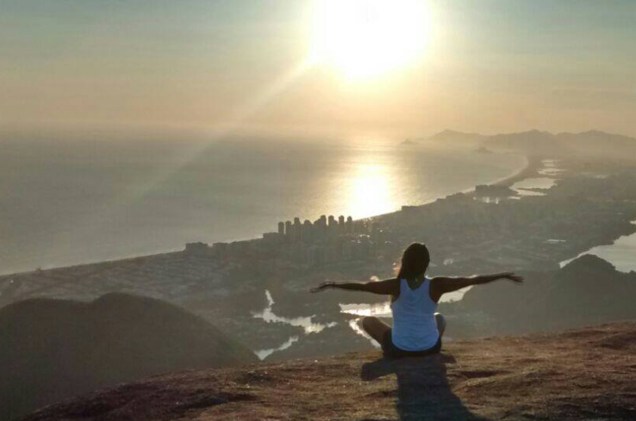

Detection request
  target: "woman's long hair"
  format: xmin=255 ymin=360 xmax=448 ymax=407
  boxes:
xmin=396 ymin=243 xmax=430 ymax=281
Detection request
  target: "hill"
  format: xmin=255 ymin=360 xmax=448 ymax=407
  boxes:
xmin=426 ymin=129 xmax=485 ymax=145
xmin=22 ymin=322 xmax=635 ymax=420
xmin=0 ymin=293 xmax=257 ymax=420
xmin=425 ymin=129 xmax=636 ymax=159
xmin=441 ymin=254 xmax=636 ymax=338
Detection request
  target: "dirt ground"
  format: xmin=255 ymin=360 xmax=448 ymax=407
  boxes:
xmin=23 ymin=322 xmax=636 ymax=421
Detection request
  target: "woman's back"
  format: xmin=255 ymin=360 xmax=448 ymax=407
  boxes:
xmin=391 ymin=278 xmax=439 ymax=351
xmin=312 ymin=242 xmax=523 ymax=357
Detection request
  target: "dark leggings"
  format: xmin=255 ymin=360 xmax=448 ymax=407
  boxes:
xmin=381 ymin=329 xmax=442 ymax=358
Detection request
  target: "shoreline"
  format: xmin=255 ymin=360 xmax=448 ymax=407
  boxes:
xmin=3 ymin=154 xmax=636 ymax=361
xmin=0 ymin=152 xmax=534 ymax=278
xmin=559 ymin=220 xmax=636 ymax=271
xmin=491 ymin=154 xmax=540 ymax=187
xmin=367 ymin=152 xmax=533 ymax=221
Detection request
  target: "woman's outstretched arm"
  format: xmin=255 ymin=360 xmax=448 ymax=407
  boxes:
xmin=431 ymin=272 xmax=523 ymax=297
xmin=310 ymin=278 xmax=398 ymax=295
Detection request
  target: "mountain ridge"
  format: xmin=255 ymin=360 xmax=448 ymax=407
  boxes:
xmin=422 ymin=129 xmax=636 ymax=159
xmin=427 ymin=128 xmax=634 ymax=141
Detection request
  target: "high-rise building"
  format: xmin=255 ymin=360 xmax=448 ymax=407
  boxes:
xmin=327 ymin=215 xmax=337 ymax=237
xmin=293 ymin=217 xmax=302 ymax=242
xmin=285 ymin=221 xmax=292 ymax=239
xmin=346 ymin=216 xmax=353 ymax=234
xmin=313 ymin=215 xmax=327 ymax=238
xmin=303 ymin=220 xmax=313 ymax=242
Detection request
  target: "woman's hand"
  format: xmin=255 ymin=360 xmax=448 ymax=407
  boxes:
xmin=310 ymin=282 xmax=335 ymax=293
xmin=501 ymin=272 xmax=524 ymax=283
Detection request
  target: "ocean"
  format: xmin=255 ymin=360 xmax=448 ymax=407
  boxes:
xmin=0 ymin=136 xmax=525 ymax=275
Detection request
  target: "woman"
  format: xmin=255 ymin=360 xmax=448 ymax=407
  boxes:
xmin=311 ymin=243 xmax=523 ymax=357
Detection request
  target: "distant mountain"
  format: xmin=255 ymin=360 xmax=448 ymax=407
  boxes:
xmin=556 ymin=129 xmax=636 ymax=144
xmin=442 ymin=254 xmax=636 ymax=337
xmin=554 ymin=130 xmax=636 ymax=157
xmin=484 ymin=129 xmax=559 ymax=154
xmin=0 ymin=293 xmax=257 ymax=420
xmin=424 ymin=129 xmax=636 ymax=158
xmin=426 ymin=129 xmax=485 ymax=144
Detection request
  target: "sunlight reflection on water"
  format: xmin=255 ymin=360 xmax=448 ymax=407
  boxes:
xmin=560 ymin=220 xmax=636 ymax=272
xmin=344 ymin=163 xmax=396 ymax=218
xmin=511 ymin=159 xmax=562 ymax=197
xmin=255 ymin=336 xmax=299 ymax=360
xmin=511 ymin=177 xmax=556 ymax=195
xmin=253 ymin=290 xmax=337 ymax=359
xmin=340 ymin=302 xmax=392 ymax=317
xmin=253 ymin=290 xmax=336 ymax=334
xmin=348 ymin=318 xmax=381 ymax=349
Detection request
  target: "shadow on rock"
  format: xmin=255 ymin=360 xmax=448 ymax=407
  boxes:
xmin=361 ymin=354 xmax=488 ymax=421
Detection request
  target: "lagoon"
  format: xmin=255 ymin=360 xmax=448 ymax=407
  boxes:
xmin=560 ymin=221 xmax=636 ymax=273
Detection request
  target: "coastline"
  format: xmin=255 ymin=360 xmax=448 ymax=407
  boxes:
xmin=491 ymin=154 xmax=538 ymax=187
xmin=0 ymin=152 xmax=533 ymax=277
xmin=490 ymin=155 xmax=541 ymax=187
xmin=3 ymin=153 xmax=636 ymax=362
xmin=461 ymin=153 xmax=534 ymax=194
xmin=367 ymin=152 xmax=532 ymax=221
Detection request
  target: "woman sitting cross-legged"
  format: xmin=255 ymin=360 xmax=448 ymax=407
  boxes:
xmin=311 ymin=242 xmax=523 ymax=358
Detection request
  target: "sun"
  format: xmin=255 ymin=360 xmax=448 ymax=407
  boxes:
xmin=309 ymin=0 xmax=433 ymax=81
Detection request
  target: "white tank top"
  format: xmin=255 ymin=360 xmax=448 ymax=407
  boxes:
xmin=390 ymin=277 xmax=439 ymax=351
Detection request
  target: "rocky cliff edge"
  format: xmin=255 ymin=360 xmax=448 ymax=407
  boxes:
xmin=23 ymin=322 xmax=635 ymax=421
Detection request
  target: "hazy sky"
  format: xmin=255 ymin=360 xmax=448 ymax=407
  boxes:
xmin=1 ymin=0 xmax=635 ymax=138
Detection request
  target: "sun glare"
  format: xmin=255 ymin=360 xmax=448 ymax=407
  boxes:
xmin=310 ymin=0 xmax=433 ymax=80
xmin=346 ymin=163 xmax=394 ymax=218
